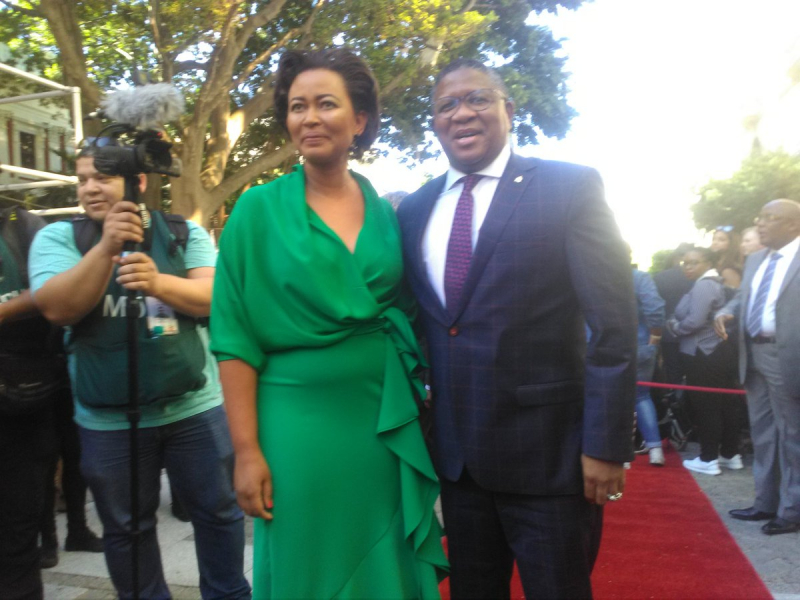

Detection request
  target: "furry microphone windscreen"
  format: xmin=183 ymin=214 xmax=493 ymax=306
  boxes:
xmin=100 ymin=84 xmax=185 ymax=130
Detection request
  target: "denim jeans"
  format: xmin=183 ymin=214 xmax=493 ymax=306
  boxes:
xmin=78 ymin=405 xmax=251 ymax=600
xmin=636 ymin=344 xmax=661 ymax=447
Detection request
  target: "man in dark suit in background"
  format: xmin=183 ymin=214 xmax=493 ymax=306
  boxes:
xmin=653 ymin=243 xmax=694 ymax=385
xmin=715 ymin=199 xmax=800 ymax=536
xmin=396 ymin=59 xmax=637 ymax=599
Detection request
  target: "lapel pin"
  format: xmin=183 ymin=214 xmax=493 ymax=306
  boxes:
xmin=514 ymin=176 xmax=523 ymax=183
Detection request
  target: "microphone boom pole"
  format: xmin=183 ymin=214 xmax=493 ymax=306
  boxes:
xmin=122 ymin=175 xmax=143 ymax=600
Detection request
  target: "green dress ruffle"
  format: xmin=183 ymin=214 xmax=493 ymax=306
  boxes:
xmin=211 ymin=165 xmax=447 ymax=599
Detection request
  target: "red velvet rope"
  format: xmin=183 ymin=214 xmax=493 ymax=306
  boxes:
xmin=637 ymin=381 xmax=747 ymax=395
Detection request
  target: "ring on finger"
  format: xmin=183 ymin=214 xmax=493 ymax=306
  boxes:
xmin=606 ymin=492 xmax=623 ymax=502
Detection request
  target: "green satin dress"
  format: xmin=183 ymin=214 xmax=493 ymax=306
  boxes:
xmin=211 ymin=165 xmax=447 ymax=599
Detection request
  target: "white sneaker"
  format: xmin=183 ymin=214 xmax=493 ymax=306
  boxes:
xmin=683 ymin=456 xmax=721 ymax=475
xmin=649 ymin=447 xmax=665 ymax=467
xmin=718 ymin=454 xmax=744 ymax=470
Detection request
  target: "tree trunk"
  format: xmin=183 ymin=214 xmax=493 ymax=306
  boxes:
xmin=171 ymin=174 xmax=212 ymax=224
xmin=38 ymin=0 xmax=101 ymax=115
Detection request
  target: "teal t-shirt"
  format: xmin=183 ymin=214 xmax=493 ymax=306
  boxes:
xmin=29 ymin=219 xmax=222 ymax=431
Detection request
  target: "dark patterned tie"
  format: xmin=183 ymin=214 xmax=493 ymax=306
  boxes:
xmin=746 ymin=252 xmax=781 ymax=337
xmin=444 ymin=174 xmax=482 ymax=310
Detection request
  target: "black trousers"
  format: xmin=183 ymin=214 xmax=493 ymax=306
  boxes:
xmin=660 ymin=340 xmax=685 ymax=385
xmin=682 ymin=343 xmax=741 ymax=462
xmin=441 ymin=469 xmax=602 ymax=600
xmin=0 ymin=411 xmax=56 ymax=600
xmin=40 ymin=389 xmax=89 ymax=544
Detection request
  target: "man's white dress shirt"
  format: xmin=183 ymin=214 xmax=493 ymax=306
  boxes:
xmin=747 ymin=236 xmax=800 ymax=337
xmin=422 ymin=144 xmax=512 ymax=308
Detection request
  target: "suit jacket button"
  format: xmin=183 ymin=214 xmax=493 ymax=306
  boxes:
xmin=449 ymin=326 xmax=459 ymax=337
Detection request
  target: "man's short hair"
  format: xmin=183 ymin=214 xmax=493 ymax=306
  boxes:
xmin=434 ymin=58 xmax=509 ymax=97
xmin=671 ymin=242 xmax=694 ymax=264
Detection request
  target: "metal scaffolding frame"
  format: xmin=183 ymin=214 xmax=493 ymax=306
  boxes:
xmin=0 ymin=60 xmax=81 ymax=191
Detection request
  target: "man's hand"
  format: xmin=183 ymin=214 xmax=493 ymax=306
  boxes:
xmin=582 ymin=454 xmax=625 ymax=506
xmin=714 ymin=314 xmax=733 ymax=340
xmin=115 ymin=252 xmax=161 ymax=295
xmin=98 ymin=201 xmax=143 ymax=257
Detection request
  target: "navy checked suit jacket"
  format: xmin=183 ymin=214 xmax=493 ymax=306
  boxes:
xmin=396 ymin=154 xmax=638 ymax=495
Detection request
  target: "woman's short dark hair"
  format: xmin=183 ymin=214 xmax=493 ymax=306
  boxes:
xmin=274 ymin=48 xmax=380 ymax=160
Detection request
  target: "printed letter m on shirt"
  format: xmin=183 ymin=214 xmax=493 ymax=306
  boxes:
xmin=103 ymin=295 xmax=126 ymax=318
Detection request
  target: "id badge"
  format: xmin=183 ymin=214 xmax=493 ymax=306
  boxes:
xmin=145 ymin=297 xmax=179 ymax=336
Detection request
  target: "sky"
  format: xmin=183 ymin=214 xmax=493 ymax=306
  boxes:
xmin=359 ymin=0 xmax=800 ymax=268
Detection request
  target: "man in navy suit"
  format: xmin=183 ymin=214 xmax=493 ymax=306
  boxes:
xmin=396 ymin=59 xmax=637 ymax=598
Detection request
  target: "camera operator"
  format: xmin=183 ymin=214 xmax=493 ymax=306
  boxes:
xmin=0 ymin=206 xmax=61 ymax=600
xmin=28 ymin=142 xmax=251 ymax=600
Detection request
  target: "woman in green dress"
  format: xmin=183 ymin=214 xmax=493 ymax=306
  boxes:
xmin=210 ymin=48 xmax=447 ymax=599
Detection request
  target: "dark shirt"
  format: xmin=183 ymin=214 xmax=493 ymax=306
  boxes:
xmin=653 ymin=266 xmax=693 ymax=341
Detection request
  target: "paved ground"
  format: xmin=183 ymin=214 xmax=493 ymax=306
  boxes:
xmin=677 ymin=442 xmax=800 ymax=600
xmin=42 ymin=448 xmax=800 ymax=600
xmin=41 ymin=472 xmax=251 ymax=600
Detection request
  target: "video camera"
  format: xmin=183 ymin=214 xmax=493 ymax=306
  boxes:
xmin=86 ymin=83 xmax=184 ymax=179
xmin=91 ymin=128 xmax=180 ymax=179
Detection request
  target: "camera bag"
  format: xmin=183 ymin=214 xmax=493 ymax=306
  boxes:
xmin=0 ymin=207 xmax=67 ymax=415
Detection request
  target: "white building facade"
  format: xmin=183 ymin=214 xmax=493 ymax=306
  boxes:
xmin=0 ymin=43 xmax=76 ymax=191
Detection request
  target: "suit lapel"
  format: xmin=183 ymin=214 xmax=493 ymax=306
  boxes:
xmin=410 ymin=176 xmax=449 ymax=325
xmin=449 ymin=154 xmax=538 ymax=321
xmin=779 ymin=245 xmax=800 ymax=297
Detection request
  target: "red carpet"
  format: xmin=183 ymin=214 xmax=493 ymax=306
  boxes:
xmin=439 ymin=446 xmax=771 ymax=599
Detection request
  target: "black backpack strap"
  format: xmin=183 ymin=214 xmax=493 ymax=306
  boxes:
xmin=157 ymin=212 xmax=207 ymax=326
xmin=72 ymin=215 xmax=103 ymax=255
xmin=160 ymin=213 xmax=189 ymax=256
xmin=0 ymin=207 xmax=46 ymax=286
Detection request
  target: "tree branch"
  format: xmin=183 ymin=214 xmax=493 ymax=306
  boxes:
xmin=234 ymin=0 xmax=290 ymax=56
xmin=191 ymin=3 xmax=242 ymax=129
xmin=148 ymin=0 xmax=168 ymax=55
xmin=236 ymin=73 xmax=275 ymax=126
xmin=233 ymin=27 xmax=299 ymax=89
xmin=148 ymin=0 xmax=176 ymax=80
xmin=234 ymin=0 xmax=325 ymax=89
xmin=37 ymin=0 xmax=101 ymax=110
xmin=208 ymin=144 xmax=296 ymax=205
xmin=174 ymin=60 xmax=208 ymax=74
xmin=382 ymin=72 xmax=408 ymax=98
